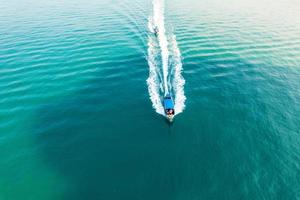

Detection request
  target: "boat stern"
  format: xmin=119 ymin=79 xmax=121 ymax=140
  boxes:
xmin=166 ymin=114 xmax=174 ymax=122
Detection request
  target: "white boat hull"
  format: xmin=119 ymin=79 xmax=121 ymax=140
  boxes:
xmin=166 ymin=114 xmax=174 ymax=122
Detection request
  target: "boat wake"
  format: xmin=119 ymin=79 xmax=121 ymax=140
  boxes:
xmin=147 ymin=0 xmax=186 ymax=116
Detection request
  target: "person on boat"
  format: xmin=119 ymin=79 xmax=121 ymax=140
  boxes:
xmin=167 ymin=109 xmax=171 ymax=115
xmin=169 ymin=109 xmax=174 ymax=115
xmin=166 ymin=109 xmax=174 ymax=115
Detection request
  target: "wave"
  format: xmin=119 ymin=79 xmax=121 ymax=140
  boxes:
xmin=146 ymin=0 xmax=186 ymax=116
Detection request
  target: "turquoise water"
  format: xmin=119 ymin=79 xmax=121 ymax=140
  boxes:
xmin=1 ymin=0 xmax=300 ymax=199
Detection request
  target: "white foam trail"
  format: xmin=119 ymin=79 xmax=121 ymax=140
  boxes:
xmin=152 ymin=0 xmax=169 ymax=95
xmin=169 ymin=35 xmax=186 ymax=114
xmin=147 ymin=0 xmax=186 ymax=116
xmin=146 ymin=36 xmax=165 ymax=115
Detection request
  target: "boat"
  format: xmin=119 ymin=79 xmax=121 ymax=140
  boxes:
xmin=163 ymin=95 xmax=175 ymax=122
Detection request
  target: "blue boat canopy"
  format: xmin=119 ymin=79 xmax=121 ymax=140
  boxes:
xmin=163 ymin=96 xmax=174 ymax=109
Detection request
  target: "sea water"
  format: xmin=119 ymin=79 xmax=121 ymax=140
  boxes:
xmin=0 ymin=0 xmax=300 ymax=199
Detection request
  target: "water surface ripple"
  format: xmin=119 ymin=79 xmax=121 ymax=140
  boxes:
xmin=0 ymin=0 xmax=300 ymax=199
